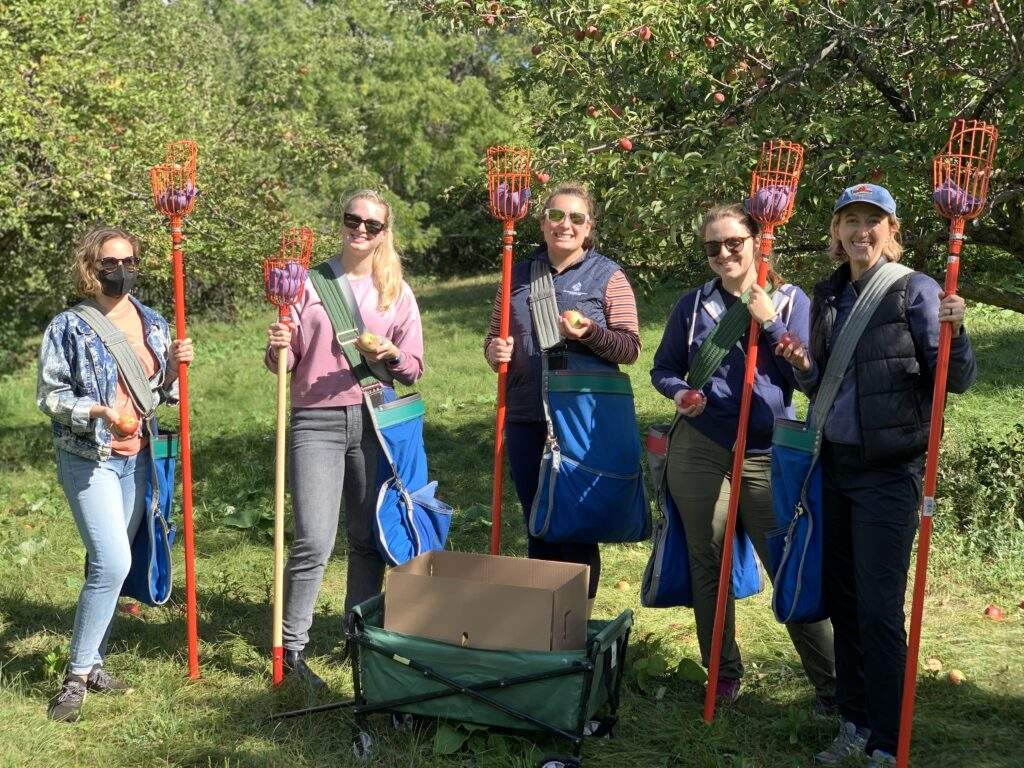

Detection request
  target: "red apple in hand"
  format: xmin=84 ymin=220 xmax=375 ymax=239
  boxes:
xmin=114 ymin=412 xmax=139 ymax=435
xmin=680 ymin=389 xmax=705 ymax=409
xmin=779 ymin=332 xmax=800 ymax=348
xmin=561 ymin=309 xmax=585 ymax=329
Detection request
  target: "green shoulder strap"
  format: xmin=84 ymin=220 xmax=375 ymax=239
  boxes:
xmin=308 ymin=262 xmax=379 ymax=390
xmin=685 ymin=284 xmax=777 ymax=392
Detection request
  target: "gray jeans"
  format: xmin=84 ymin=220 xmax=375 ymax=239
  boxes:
xmin=283 ymin=405 xmax=385 ymax=651
xmin=666 ymin=419 xmax=836 ymax=694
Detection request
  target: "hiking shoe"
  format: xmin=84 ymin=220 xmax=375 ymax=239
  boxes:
xmin=714 ymin=676 xmax=742 ymax=704
xmin=283 ymin=649 xmax=326 ymax=690
xmin=813 ymin=693 xmax=839 ymax=718
xmin=867 ymin=750 xmax=896 ymax=767
xmin=815 ymin=720 xmax=869 ymax=764
xmin=87 ymin=666 xmax=133 ymax=695
xmin=47 ymin=677 xmax=87 ymax=723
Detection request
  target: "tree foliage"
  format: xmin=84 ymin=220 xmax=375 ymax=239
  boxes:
xmin=0 ymin=0 xmax=518 ymax=368
xmin=425 ymin=0 xmax=1024 ymax=309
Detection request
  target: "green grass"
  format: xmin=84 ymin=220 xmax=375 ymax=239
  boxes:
xmin=1 ymin=274 xmax=1022 ymax=767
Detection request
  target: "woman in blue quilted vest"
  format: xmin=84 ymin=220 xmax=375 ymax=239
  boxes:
xmin=785 ymin=184 xmax=976 ymax=768
xmin=483 ymin=183 xmax=641 ymax=605
xmin=37 ymin=225 xmax=193 ymax=722
xmin=651 ymin=203 xmax=836 ymax=709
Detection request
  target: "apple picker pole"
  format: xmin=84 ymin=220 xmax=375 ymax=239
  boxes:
xmin=485 ymin=146 xmax=533 ymax=555
xmin=149 ymin=140 xmax=201 ymax=679
xmin=703 ymin=140 xmax=804 ymax=724
xmin=896 ymin=119 xmax=997 ymax=768
xmin=263 ymin=227 xmax=314 ymax=687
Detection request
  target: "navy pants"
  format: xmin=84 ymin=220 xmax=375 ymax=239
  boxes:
xmin=821 ymin=441 xmax=924 ymax=757
xmin=505 ymin=420 xmax=601 ymax=598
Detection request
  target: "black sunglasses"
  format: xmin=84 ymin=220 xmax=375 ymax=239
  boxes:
xmin=98 ymin=256 xmax=140 ymax=273
xmin=544 ymin=208 xmax=590 ymax=226
xmin=704 ymin=236 xmax=751 ymax=258
xmin=343 ymin=213 xmax=386 ymax=236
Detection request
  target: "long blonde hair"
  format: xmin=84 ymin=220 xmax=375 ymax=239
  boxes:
xmin=344 ymin=189 xmax=402 ymax=311
xmin=72 ymin=225 xmax=140 ymax=297
xmin=828 ymin=211 xmax=904 ymax=263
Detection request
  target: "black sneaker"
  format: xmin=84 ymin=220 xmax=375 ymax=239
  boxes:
xmin=47 ymin=677 xmax=87 ymax=722
xmin=87 ymin=666 xmax=133 ymax=695
xmin=283 ymin=649 xmax=326 ymax=690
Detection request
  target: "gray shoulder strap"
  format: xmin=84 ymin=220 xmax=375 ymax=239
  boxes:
xmin=69 ymin=301 xmax=155 ymax=417
xmin=528 ymin=259 xmax=562 ymax=351
xmin=809 ymin=262 xmax=913 ymax=432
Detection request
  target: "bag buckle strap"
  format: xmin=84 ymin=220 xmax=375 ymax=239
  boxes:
xmin=362 ymin=381 xmax=387 ymax=408
xmin=335 ymin=328 xmax=359 ymax=348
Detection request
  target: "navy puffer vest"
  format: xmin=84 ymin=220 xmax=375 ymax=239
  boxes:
xmin=505 ymin=247 xmax=621 ymax=423
xmin=810 ymin=263 xmax=932 ymax=463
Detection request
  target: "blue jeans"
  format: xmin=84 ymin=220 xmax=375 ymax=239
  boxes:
xmin=57 ymin=447 xmax=149 ymax=675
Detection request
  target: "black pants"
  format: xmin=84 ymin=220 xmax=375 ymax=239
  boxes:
xmin=821 ymin=441 xmax=924 ymax=756
xmin=505 ymin=420 xmax=601 ymax=598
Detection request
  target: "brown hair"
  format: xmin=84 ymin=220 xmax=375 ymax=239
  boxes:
xmin=539 ymin=183 xmax=597 ymax=251
xmin=342 ymin=189 xmax=403 ymax=311
xmin=827 ymin=209 xmax=904 ymax=263
xmin=698 ymin=203 xmax=784 ymax=288
xmin=72 ymin=225 xmax=140 ymax=297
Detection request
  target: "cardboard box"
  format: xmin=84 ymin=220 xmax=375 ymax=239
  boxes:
xmin=383 ymin=550 xmax=589 ymax=652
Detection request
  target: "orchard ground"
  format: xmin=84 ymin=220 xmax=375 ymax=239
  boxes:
xmin=1 ymin=275 xmax=1022 ymax=767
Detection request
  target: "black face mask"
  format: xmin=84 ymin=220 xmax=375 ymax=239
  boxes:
xmin=99 ymin=265 xmax=138 ymax=297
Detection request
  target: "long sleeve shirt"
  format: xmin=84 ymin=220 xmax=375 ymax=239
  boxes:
xmin=265 ymin=269 xmax=424 ymax=408
xmin=651 ymin=279 xmax=811 ymax=454
xmin=795 ymin=259 xmax=976 ymax=445
xmin=484 ymin=270 xmax=641 ymax=368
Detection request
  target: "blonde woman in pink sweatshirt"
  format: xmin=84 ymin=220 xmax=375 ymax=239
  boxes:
xmin=265 ymin=190 xmax=424 ymax=687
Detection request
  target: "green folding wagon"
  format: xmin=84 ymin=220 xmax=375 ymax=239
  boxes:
xmin=273 ymin=594 xmax=633 ymax=768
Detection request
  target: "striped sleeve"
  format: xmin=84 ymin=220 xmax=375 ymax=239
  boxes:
xmin=483 ymin=286 xmax=503 ymax=371
xmin=579 ymin=270 xmax=641 ymax=364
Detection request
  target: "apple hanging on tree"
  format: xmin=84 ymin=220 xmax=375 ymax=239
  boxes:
xmin=637 ymin=26 xmax=652 ymax=42
xmin=535 ymin=171 xmax=550 ymax=184
xmin=617 ymin=137 xmax=633 ymax=152
xmin=703 ymin=35 xmax=717 ymax=49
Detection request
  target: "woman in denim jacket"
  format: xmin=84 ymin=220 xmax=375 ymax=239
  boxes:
xmin=37 ymin=225 xmax=194 ymax=722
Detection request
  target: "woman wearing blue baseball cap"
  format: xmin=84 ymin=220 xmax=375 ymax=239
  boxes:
xmin=776 ymin=184 xmax=977 ymax=767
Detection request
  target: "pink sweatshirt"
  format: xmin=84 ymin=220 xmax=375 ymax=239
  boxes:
xmin=265 ymin=270 xmax=424 ymax=408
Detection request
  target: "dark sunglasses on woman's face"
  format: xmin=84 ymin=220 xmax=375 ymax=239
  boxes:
xmin=704 ymin=236 xmax=751 ymax=258
xmin=343 ymin=213 xmax=386 ymax=236
xmin=544 ymin=208 xmax=590 ymax=226
xmin=98 ymin=256 xmax=140 ymax=273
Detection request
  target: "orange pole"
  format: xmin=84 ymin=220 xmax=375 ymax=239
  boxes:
xmin=490 ymin=222 xmax=515 ymax=555
xmin=896 ymin=221 xmax=962 ymax=766
xmin=171 ymin=217 xmax=200 ymax=679
xmin=703 ymin=232 xmax=773 ymax=722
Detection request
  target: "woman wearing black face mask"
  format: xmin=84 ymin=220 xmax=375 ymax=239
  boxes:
xmin=37 ymin=226 xmax=194 ymax=722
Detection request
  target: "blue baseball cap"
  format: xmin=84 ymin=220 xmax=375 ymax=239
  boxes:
xmin=832 ymin=183 xmax=898 ymax=217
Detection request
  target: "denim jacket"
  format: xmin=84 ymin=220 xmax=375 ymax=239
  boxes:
xmin=37 ymin=296 xmax=178 ymax=461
